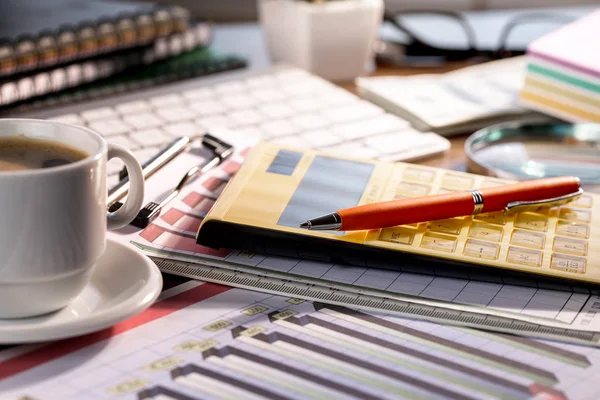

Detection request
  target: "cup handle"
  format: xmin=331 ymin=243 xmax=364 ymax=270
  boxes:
xmin=106 ymin=143 xmax=145 ymax=230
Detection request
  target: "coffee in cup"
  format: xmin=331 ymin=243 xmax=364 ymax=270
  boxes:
xmin=0 ymin=119 xmax=145 ymax=319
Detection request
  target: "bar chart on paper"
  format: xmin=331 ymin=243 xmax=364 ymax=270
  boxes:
xmin=3 ymin=284 xmax=600 ymax=400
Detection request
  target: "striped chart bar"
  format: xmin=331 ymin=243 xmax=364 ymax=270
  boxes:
xmin=137 ymin=385 xmax=197 ymax=400
xmin=231 ymin=325 xmax=475 ymax=400
xmin=200 ymin=346 xmax=375 ymax=400
xmin=270 ymin=314 xmax=530 ymax=400
xmin=171 ymin=363 xmax=284 ymax=400
xmin=313 ymin=303 xmax=560 ymax=385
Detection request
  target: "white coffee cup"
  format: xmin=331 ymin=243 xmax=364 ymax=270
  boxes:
xmin=0 ymin=119 xmax=144 ymax=319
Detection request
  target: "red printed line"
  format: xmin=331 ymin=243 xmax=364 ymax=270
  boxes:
xmin=140 ymin=224 xmax=231 ymax=257
xmin=203 ymin=177 xmax=227 ymax=193
xmin=182 ymin=192 xmax=203 ymax=208
xmin=222 ymin=161 xmax=241 ymax=176
xmin=181 ymin=192 xmax=215 ymax=214
xmin=161 ymin=209 xmax=203 ymax=233
xmin=0 ymin=283 xmax=231 ymax=381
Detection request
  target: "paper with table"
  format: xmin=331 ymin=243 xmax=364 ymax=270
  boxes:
xmin=2 ymin=280 xmax=600 ymax=400
xmin=106 ymin=127 xmax=600 ymax=345
xmin=356 ymin=56 xmax=554 ymax=135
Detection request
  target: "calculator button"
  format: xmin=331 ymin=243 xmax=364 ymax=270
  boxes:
xmin=474 ymin=212 xmax=506 ymax=225
xmin=550 ymin=254 xmax=586 ymax=274
xmin=427 ymin=219 xmax=463 ymax=235
xmin=437 ymin=187 xmax=458 ymax=194
xmin=81 ymin=106 xmax=116 ymax=121
xmin=463 ymin=239 xmax=500 ymax=260
xmin=130 ymin=128 xmax=171 ymax=148
xmin=441 ymin=173 xmax=474 ymax=190
xmin=571 ymin=194 xmax=593 ymax=208
xmin=555 ymin=221 xmax=589 ymax=239
xmin=507 ymin=247 xmax=543 ymax=267
xmin=514 ymin=213 xmax=548 ymax=232
xmin=480 ymin=178 xmax=510 ymax=188
xmin=116 ymin=100 xmax=150 ymax=114
xmin=396 ymin=182 xmax=431 ymax=198
xmin=378 ymin=227 xmax=415 ymax=245
xmin=402 ymin=167 xmax=435 ymax=183
xmin=123 ymin=113 xmax=163 ymax=129
xmin=559 ymin=207 xmax=591 ymax=223
xmin=468 ymin=222 xmax=503 ymax=242
xmin=510 ymin=230 xmax=545 ymax=249
xmin=553 ymin=236 xmax=588 ymax=257
xmin=420 ymin=233 xmax=457 ymax=253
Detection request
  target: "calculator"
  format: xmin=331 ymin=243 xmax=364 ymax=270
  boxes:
xmin=196 ymin=142 xmax=599 ymax=285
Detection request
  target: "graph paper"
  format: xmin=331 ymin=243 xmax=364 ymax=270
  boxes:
xmin=2 ymin=281 xmax=600 ymax=400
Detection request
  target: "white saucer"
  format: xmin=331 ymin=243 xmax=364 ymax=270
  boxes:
xmin=0 ymin=238 xmax=163 ymax=344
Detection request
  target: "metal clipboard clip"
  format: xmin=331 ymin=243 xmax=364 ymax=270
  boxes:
xmin=109 ymin=133 xmax=234 ymax=228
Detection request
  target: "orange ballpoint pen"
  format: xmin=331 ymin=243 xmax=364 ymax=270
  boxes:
xmin=299 ymin=176 xmax=583 ymax=231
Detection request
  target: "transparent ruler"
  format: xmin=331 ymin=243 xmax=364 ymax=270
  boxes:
xmin=150 ymin=256 xmax=600 ymax=347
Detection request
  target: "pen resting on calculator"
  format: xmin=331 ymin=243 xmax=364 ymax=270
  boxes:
xmin=300 ymin=176 xmax=583 ymax=231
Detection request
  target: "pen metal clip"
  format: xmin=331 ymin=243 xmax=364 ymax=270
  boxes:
xmin=504 ymin=188 xmax=584 ymax=214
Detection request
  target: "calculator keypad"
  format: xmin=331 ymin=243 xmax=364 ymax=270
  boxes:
xmin=371 ymin=165 xmax=597 ymax=278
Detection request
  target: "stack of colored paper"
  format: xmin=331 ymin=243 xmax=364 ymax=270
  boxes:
xmin=519 ymin=9 xmax=600 ymax=122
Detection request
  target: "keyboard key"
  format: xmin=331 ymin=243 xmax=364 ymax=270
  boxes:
xmin=228 ymin=109 xmax=265 ymax=126
xmin=250 ymin=88 xmax=287 ymax=103
xmin=290 ymin=113 xmax=330 ymax=131
xmin=322 ymin=88 xmax=360 ymax=106
xmin=81 ymin=107 xmax=116 ymax=121
xmin=214 ymin=81 xmax=245 ymax=94
xmin=220 ymin=94 xmax=255 ymax=109
xmin=107 ymin=158 xmax=124 ymax=175
xmin=377 ymin=133 xmax=449 ymax=162
xmin=131 ymin=128 xmax=171 ymax=147
xmin=269 ymin=136 xmax=311 ymax=149
xmin=332 ymin=115 xmax=409 ymax=141
xmin=188 ymin=100 xmax=227 ymax=116
xmin=275 ymin=69 xmax=311 ymax=81
xmin=156 ymin=106 xmax=195 ymax=122
xmin=258 ymin=103 xmax=295 ymax=119
xmin=123 ymin=113 xmax=163 ymax=129
xmin=259 ymin=119 xmax=300 ymax=138
xmin=323 ymin=142 xmax=379 ymax=160
xmin=182 ymin=87 xmax=213 ymax=101
xmin=88 ymin=119 xmax=131 ymax=137
xmin=300 ymin=129 xmax=341 ymax=148
xmin=246 ymin=75 xmax=276 ymax=88
xmin=116 ymin=100 xmax=150 ymax=114
xmin=48 ymin=114 xmax=83 ymax=125
xmin=149 ymin=94 xmax=182 ymax=107
xmin=106 ymin=135 xmax=140 ymax=150
xmin=322 ymin=101 xmax=383 ymax=123
xmin=163 ymin=121 xmax=202 ymax=137
xmin=196 ymin=116 xmax=235 ymax=130
xmin=133 ymin=146 xmax=160 ymax=164
xmin=366 ymin=131 xmax=427 ymax=154
xmin=287 ymin=96 xmax=328 ymax=113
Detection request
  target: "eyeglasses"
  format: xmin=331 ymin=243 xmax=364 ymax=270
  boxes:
xmin=375 ymin=9 xmax=577 ymax=66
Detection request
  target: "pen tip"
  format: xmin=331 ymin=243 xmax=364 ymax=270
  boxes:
xmin=299 ymin=221 xmax=311 ymax=229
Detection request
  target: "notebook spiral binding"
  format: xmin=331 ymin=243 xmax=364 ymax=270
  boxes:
xmin=0 ymin=5 xmax=191 ymax=78
xmin=0 ymin=22 xmax=217 ymax=109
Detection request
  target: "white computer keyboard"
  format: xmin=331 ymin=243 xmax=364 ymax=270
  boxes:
xmin=43 ymin=66 xmax=450 ymax=188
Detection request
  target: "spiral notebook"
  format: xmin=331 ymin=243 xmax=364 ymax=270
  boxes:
xmin=0 ymin=22 xmax=217 ymax=109
xmin=0 ymin=0 xmax=191 ymax=78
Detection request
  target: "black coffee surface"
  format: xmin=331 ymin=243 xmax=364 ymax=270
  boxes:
xmin=0 ymin=136 xmax=88 ymax=171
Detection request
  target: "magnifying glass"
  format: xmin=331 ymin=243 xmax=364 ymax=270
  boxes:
xmin=465 ymin=121 xmax=600 ymax=190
